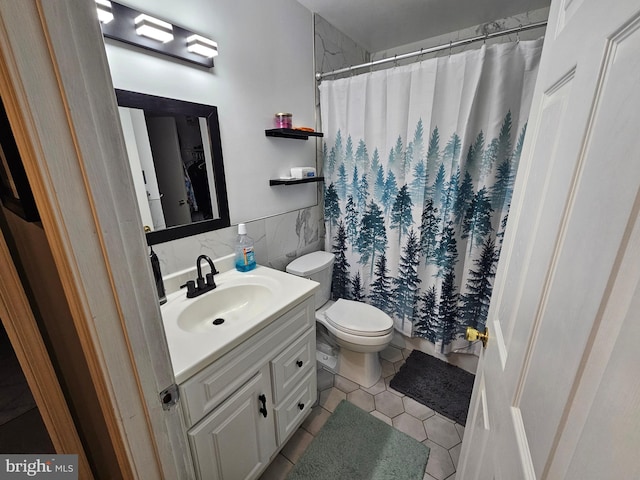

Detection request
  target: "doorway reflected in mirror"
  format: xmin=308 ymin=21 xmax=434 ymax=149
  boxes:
xmin=115 ymin=89 xmax=230 ymax=245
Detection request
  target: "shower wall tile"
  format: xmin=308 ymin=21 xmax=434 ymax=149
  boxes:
xmin=314 ymin=14 xmax=371 ymax=176
xmin=313 ymin=14 xmax=369 ymax=250
xmin=372 ymin=7 xmax=550 ymax=65
xmin=153 ymin=204 xmax=325 ymax=277
xmin=314 ymin=14 xmax=369 ymax=79
xmin=265 ymin=205 xmax=323 ymax=270
xmin=153 ymin=217 xmax=267 ymax=275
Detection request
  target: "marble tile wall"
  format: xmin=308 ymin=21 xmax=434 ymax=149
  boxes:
xmin=308 ymin=14 xmax=372 ymax=263
xmin=313 ymin=14 xmax=371 ymax=178
xmin=153 ymin=205 xmax=324 ymax=278
xmin=314 ymin=14 xmax=370 ymax=80
xmin=372 ymin=7 xmax=550 ymax=66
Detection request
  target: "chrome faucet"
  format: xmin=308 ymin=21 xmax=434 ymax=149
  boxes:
xmin=183 ymin=255 xmax=219 ymax=298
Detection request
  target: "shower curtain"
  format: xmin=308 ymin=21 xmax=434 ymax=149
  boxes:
xmin=320 ymin=39 xmax=543 ymax=354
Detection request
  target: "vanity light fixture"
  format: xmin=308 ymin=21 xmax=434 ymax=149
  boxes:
xmin=99 ymin=1 xmax=217 ymax=68
xmin=95 ymin=0 xmax=114 ymax=24
xmin=187 ymin=35 xmax=218 ymax=58
xmin=135 ymin=14 xmax=174 ymax=43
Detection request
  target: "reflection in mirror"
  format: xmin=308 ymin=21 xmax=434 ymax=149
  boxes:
xmin=115 ymin=89 xmax=230 ymax=245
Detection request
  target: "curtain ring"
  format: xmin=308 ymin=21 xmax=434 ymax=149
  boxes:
xmin=448 ymin=40 xmax=452 ymax=57
xmin=394 ymin=54 xmax=398 ymax=68
xmin=483 ymin=33 xmax=488 ymax=45
xmin=418 ymin=47 xmax=425 ymax=63
xmin=517 ymin=23 xmax=522 ymax=43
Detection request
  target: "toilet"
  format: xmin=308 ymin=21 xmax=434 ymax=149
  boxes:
xmin=286 ymin=251 xmax=394 ymax=388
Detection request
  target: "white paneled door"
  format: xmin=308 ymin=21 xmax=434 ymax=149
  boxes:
xmin=457 ymin=0 xmax=640 ymax=478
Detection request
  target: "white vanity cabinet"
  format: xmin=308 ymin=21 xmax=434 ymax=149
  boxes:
xmin=179 ymin=296 xmax=317 ymax=480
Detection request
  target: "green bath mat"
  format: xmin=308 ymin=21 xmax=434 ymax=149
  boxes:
xmin=286 ymin=400 xmax=429 ymax=480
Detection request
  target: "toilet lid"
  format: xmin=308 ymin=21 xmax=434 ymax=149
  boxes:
xmin=325 ymin=299 xmax=394 ymax=337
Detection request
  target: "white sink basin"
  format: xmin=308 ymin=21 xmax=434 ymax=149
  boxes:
xmin=177 ymin=282 xmax=275 ymax=333
xmin=161 ymin=265 xmax=318 ymax=383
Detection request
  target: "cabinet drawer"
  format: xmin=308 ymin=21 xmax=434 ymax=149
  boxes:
xmin=271 ymin=329 xmax=315 ymax=403
xmin=274 ymin=370 xmax=317 ymax=445
xmin=180 ymin=297 xmax=314 ymax=427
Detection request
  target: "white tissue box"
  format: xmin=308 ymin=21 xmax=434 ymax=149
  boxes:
xmin=290 ymin=167 xmax=316 ymax=179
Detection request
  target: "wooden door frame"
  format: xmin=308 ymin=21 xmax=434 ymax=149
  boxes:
xmin=0 ymin=227 xmax=93 ymax=478
xmin=0 ymin=2 xmax=193 ymax=478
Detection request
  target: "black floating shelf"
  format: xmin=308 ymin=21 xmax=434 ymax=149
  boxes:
xmin=269 ymin=176 xmax=324 ymax=186
xmin=265 ymin=128 xmax=324 ymax=140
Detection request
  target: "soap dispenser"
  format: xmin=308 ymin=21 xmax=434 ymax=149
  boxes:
xmin=145 ymin=226 xmax=166 ymax=305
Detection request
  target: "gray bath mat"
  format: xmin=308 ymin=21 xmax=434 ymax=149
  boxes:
xmin=390 ymin=350 xmax=474 ymax=425
xmin=286 ymin=400 xmax=429 ymax=480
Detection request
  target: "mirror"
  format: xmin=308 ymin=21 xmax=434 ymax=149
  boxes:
xmin=115 ymin=89 xmax=230 ymax=245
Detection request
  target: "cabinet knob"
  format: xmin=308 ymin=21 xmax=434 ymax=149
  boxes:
xmin=298 ymin=403 xmax=304 ymax=410
xmin=296 ymin=360 xmax=303 ymax=368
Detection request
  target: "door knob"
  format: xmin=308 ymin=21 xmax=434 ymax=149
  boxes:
xmin=466 ymin=326 xmax=489 ymax=348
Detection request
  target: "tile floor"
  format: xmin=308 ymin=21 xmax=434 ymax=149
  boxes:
xmin=259 ymin=345 xmax=464 ymax=480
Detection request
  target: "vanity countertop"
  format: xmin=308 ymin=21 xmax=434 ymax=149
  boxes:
xmin=161 ymin=264 xmax=318 ymax=384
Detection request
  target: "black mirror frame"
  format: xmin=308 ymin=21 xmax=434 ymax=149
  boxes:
xmin=115 ymin=89 xmax=230 ymax=246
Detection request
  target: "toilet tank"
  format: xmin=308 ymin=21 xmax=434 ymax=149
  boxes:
xmin=286 ymin=251 xmax=335 ymax=309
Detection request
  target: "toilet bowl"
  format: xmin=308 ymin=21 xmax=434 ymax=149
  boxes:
xmin=286 ymin=251 xmax=394 ymax=388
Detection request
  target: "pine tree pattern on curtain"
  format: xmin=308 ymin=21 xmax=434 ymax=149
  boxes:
xmin=320 ymin=40 xmax=543 ymax=353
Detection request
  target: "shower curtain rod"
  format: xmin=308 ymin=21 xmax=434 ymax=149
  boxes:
xmin=315 ymin=20 xmax=547 ymax=81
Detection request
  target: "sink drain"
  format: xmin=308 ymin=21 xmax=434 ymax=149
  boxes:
xmin=212 ymin=318 xmax=225 ymax=325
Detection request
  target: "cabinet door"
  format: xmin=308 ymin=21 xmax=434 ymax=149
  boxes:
xmin=188 ymin=365 xmax=276 ymax=480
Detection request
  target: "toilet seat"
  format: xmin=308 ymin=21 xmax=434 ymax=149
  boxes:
xmin=325 ymin=299 xmax=394 ymax=337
